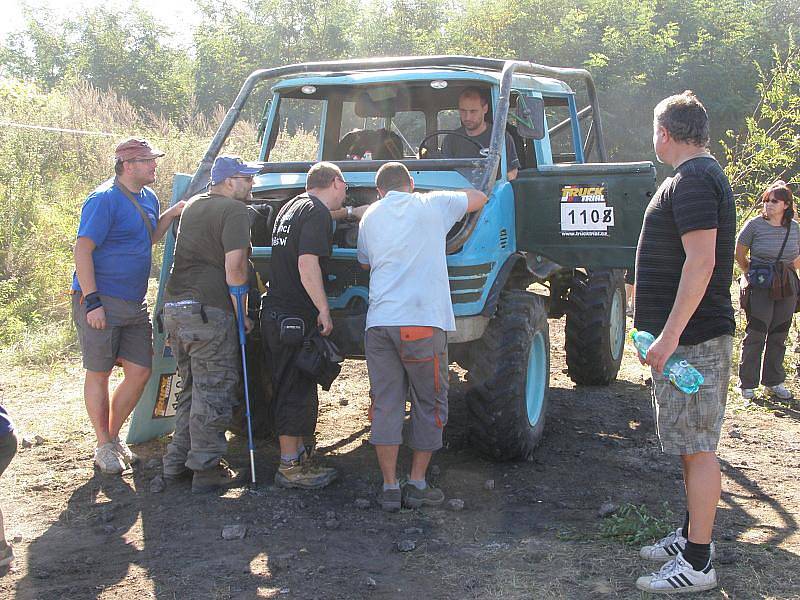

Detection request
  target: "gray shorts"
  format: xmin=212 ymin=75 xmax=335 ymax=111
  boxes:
xmin=651 ymin=334 xmax=733 ymax=456
xmin=365 ymin=326 xmax=448 ymax=451
xmin=72 ymin=293 xmax=153 ymax=372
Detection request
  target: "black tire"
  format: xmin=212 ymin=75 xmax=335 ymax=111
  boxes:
xmin=565 ymin=268 xmax=626 ymax=386
xmin=465 ymin=290 xmax=550 ymax=461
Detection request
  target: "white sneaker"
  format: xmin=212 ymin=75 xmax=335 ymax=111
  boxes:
xmin=94 ymin=442 xmax=126 ymax=475
xmin=766 ymin=383 xmax=792 ymax=400
xmin=739 ymin=388 xmax=756 ymax=400
xmin=640 ymin=528 xmax=716 ymax=562
xmin=636 ymin=553 xmax=717 ymax=594
xmin=113 ymin=437 xmax=139 ymax=466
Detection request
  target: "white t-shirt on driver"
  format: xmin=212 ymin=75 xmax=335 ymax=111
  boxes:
xmin=357 ymin=190 xmax=469 ymax=331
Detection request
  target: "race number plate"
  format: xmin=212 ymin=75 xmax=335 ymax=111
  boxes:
xmin=152 ymin=373 xmax=179 ymax=419
xmin=559 ymin=184 xmax=614 ymax=237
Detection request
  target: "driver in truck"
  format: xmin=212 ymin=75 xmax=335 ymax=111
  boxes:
xmin=442 ymin=87 xmax=521 ymax=181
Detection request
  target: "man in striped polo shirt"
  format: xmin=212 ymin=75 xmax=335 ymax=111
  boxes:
xmin=633 ymin=91 xmax=735 ymax=594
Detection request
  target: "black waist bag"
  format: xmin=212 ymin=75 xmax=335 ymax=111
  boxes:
xmin=295 ymin=330 xmax=343 ymax=391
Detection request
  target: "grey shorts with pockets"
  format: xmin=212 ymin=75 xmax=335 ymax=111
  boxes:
xmin=651 ymin=334 xmax=733 ymax=456
xmin=72 ymin=292 xmax=153 ymax=372
xmin=365 ymin=326 xmax=448 ymax=452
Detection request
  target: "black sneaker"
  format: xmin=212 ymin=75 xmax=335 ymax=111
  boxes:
xmin=191 ymin=461 xmax=246 ymax=494
xmin=402 ymin=482 xmax=444 ymax=508
xmin=381 ymin=488 xmax=401 ymax=512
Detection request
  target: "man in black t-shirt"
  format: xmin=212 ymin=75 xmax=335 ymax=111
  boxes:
xmin=262 ymin=161 xmax=347 ymax=489
xmin=633 ymin=92 xmax=735 ymax=595
xmin=441 ymin=87 xmax=521 ymax=180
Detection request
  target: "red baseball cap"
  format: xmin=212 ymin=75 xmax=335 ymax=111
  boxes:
xmin=114 ymin=138 xmax=165 ymax=162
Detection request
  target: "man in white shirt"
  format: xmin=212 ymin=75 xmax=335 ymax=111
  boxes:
xmin=357 ymin=162 xmax=487 ymax=511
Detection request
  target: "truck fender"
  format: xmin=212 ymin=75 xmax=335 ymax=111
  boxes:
xmin=480 ymin=253 xmax=531 ymax=317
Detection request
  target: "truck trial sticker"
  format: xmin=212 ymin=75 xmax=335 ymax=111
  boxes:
xmin=559 ymin=184 xmax=614 ymax=237
xmin=153 ymin=373 xmax=179 ymax=419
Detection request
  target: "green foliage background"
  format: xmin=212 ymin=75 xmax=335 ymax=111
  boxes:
xmin=0 ymin=0 xmax=799 ymax=358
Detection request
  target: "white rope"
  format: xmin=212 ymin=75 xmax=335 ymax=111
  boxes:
xmin=0 ymin=120 xmax=120 ymax=137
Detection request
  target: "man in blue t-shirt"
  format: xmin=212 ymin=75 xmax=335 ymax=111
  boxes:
xmin=71 ymin=137 xmax=185 ymax=476
xmin=0 ymin=404 xmax=16 ymax=569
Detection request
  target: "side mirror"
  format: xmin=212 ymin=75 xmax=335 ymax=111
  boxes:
xmin=509 ymin=95 xmax=545 ymax=140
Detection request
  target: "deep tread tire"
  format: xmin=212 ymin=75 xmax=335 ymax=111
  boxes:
xmin=565 ymin=269 xmax=626 ymax=386
xmin=465 ymin=290 xmax=550 ymax=461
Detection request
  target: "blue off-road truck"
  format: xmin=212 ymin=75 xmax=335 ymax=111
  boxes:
xmin=128 ymin=56 xmax=656 ymax=461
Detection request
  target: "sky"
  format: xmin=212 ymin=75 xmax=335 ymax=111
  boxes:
xmin=2 ymin=0 xmax=207 ymax=47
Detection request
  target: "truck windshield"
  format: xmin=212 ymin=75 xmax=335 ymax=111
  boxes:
xmin=267 ymin=97 xmax=323 ymax=162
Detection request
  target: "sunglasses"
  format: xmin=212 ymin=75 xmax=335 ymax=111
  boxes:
xmin=336 ymin=177 xmax=350 ymax=191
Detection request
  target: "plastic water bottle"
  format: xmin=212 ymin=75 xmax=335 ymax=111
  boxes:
xmin=630 ymin=329 xmax=705 ymax=394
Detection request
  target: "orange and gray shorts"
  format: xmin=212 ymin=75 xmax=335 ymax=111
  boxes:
xmin=365 ymin=326 xmax=448 ymax=451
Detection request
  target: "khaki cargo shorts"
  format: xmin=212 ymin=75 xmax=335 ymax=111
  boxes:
xmin=651 ymin=334 xmax=733 ymax=456
xmin=365 ymin=326 xmax=448 ymax=452
xmin=72 ymin=293 xmax=153 ymax=372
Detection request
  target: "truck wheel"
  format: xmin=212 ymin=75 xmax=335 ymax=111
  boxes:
xmin=565 ymin=269 xmax=626 ymax=386
xmin=465 ymin=290 xmax=550 ymax=461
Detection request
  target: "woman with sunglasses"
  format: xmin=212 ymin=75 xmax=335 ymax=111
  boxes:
xmin=735 ymin=181 xmax=800 ymax=400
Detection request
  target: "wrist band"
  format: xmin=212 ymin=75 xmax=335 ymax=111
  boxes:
xmin=84 ymin=292 xmax=103 ymax=314
xmin=229 ymin=284 xmax=248 ymax=297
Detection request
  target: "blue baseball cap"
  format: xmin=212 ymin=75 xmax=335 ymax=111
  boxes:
xmin=210 ymin=155 xmax=262 ymax=185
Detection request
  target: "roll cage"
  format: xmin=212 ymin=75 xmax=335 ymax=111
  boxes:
xmin=186 ymin=56 xmax=608 ymax=253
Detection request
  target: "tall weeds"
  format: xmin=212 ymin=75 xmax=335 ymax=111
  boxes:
xmin=0 ymin=79 xmax=261 ymax=359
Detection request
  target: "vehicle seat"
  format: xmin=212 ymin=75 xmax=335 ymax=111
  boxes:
xmin=335 ymin=128 xmax=404 ymax=160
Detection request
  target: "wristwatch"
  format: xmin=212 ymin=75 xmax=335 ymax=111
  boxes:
xmin=346 ymin=206 xmax=353 ymax=219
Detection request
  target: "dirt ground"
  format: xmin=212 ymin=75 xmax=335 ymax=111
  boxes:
xmin=0 ymin=317 xmax=798 ymax=599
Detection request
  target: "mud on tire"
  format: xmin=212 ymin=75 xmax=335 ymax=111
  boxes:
xmin=465 ymin=290 xmax=550 ymax=461
xmin=565 ymin=268 xmax=626 ymax=386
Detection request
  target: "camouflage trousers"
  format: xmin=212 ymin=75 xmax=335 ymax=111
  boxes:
xmin=162 ymin=302 xmax=241 ymax=473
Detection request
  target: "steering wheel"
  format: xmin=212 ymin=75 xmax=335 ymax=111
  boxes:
xmin=418 ymin=129 xmax=484 ymax=159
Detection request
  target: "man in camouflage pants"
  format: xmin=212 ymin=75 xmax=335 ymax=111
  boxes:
xmin=161 ymin=156 xmax=260 ymax=493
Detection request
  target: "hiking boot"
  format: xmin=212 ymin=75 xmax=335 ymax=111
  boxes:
xmin=381 ymin=487 xmax=401 ymax=512
xmin=640 ymin=528 xmax=716 ymax=562
xmin=636 ymin=553 xmax=717 ymax=594
xmin=163 ymin=468 xmax=192 ymax=486
xmin=0 ymin=543 xmax=14 ymax=568
xmin=113 ymin=437 xmax=139 ymax=467
xmin=739 ymin=388 xmax=756 ymax=400
xmin=402 ymin=482 xmax=445 ymax=508
xmin=191 ymin=461 xmax=246 ymax=494
xmin=93 ymin=442 xmax=126 ymax=475
xmin=766 ymin=383 xmax=792 ymax=400
xmin=274 ymin=458 xmax=337 ymax=490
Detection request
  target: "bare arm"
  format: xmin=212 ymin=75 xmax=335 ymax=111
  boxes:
xmin=644 ymin=229 xmax=717 ymax=374
xmin=74 ymin=236 xmax=107 ymax=329
xmin=463 ymin=189 xmax=488 ymax=213
xmin=298 ymin=254 xmax=332 ymax=335
xmin=152 ymin=201 xmax=186 ymax=244
xmin=734 ymin=243 xmax=750 ymax=273
xmin=225 ymin=248 xmax=252 ymax=332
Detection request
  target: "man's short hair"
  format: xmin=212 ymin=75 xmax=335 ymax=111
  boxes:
xmin=459 ymin=86 xmax=488 ymax=107
xmin=654 ymin=90 xmax=710 ymax=147
xmin=114 ymin=160 xmax=124 ymax=176
xmin=376 ymin=162 xmax=412 ymax=192
xmin=306 ymin=162 xmax=343 ymax=190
